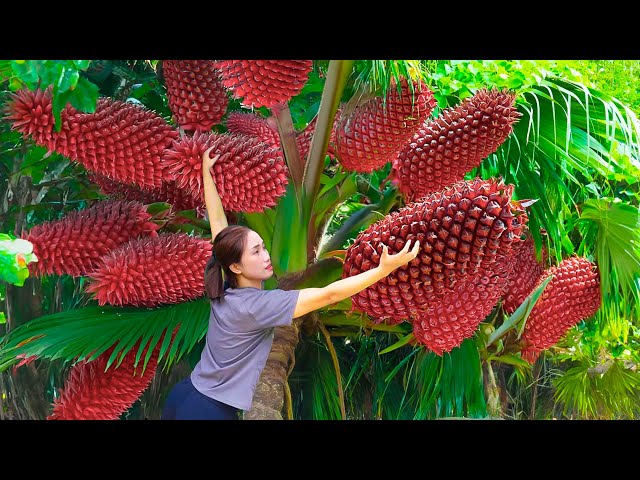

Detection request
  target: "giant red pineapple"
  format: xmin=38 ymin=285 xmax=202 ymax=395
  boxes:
xmin=343 ymin=177 xmax=528 ymax=324
xmin=502 ymin=236 xmax=546 ymax=314
xmin=519 ymin=257 xmax=601 ymax=363
xmin=161 ymin=131 xmax=289 ymax=212
xmin=226 ymin=112 xmax=338 ymax=160
xmin=226 ymin=112 xmax=281 ymax=148
xmin=86 ymin=232 xmax=212 ymax=307
xmin=24 ymin=200 xmax=160 ymax=277
xmin=335 ymin=78 xmax=437 ymax=173
xmin=393 ymin=88 xmax=521 ymax=202
xmin=162 ymin=60 xmax=229 ymax=132
xmin=48 ymin=343 xmax=159 ymax=420
xmin=212 ymin=60 xmax=313 ymax=109
xmin=88 ymin=172 xmax=204 ymax=213
xmin=4 ymin=88 xmax=179 ymax=189
xmin=412 ymin=253 xmax=514 ymax=355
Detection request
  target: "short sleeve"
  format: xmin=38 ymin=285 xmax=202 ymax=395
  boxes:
xmin=246 ymin=288 xmax=300 ymax=329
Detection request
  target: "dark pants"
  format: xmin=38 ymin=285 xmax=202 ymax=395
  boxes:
xmin=161 ymin=377 xmax=241 ymax=420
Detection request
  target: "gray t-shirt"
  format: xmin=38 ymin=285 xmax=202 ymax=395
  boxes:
xmin=190 ymin=286 xmax=300 ymax=411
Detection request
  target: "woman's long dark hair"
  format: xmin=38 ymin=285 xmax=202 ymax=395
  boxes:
xmin=204 ymin=225 xmax=251 ymax=300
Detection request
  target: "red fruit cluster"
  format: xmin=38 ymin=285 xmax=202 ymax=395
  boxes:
xmin=344 ymin=177 xmax=528 ymax=324
xmin=520 ymin=257 xmax=601 ymax=363
xmin=48 ymin=344 xmax=159 ymax=420
xmin=213 ymin=60 xmax=313 ymax=109
xmin=162 ymin=60 xmax=229 ymax=131
xmin=24 ymin=200 xmax=159 ymax=277
xmin=5 ymin=88 xmax=179 ymax=189
xmin=86 ymin=233 xmax=213 ymax=307
xmin=161 ymin=131 xmax=289 ymax=212
xmin=335 ymin=78 xmax=437 ymax=173
xmin=393 ymin=88 xmax=521 ymax=202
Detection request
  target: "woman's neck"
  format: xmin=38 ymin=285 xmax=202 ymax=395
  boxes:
xmin=236 ymin=277 xmax=264 ymax=289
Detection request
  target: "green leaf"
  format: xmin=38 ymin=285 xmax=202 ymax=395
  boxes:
xmin=0 ymin=299 xmax=210 ymax=372
xmin=72 ymin=60 xmax=91 ymax=70
xmin=68 ymin=77 xmax=99 ymax=112
xmin=487 ymin=275 xmax=552 ymax=346
xmin=57 ymin=68 xmax=80 ymax=93
xmin=488 ymin=353 xmax=531 ymax=367
xmin=379 ymin=333 xmax=415 ymax=355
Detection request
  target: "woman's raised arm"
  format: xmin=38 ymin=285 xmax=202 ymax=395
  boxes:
xmin=202 ymin=146 xmax=228 ymax=243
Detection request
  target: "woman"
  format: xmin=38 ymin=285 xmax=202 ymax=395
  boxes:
xmin=161 ymin=146 xmax=420 ymax=420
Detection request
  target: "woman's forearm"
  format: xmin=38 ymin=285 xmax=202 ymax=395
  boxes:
xmin=324 ymin=265 xmax=393 ymax=304
xmin=203 ymin=166 xmax=228 ymax=242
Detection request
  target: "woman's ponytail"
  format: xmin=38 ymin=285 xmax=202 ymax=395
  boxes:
xmin=203 ymin=225 xmax=251 ymax=300
xmin=204 ymin=253 xmax=225 ymax=300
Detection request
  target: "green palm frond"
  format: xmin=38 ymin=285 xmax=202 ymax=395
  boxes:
xmin=0 ymin=298 xmax=210 ymax=373
xmin=352 ymin=60 xmax=432 ymax=98
xmin=480 ymin=77 xmax=640 ymax=263
xmin=578 ymin=197 xmax=640 ymax=301
xmin=553 ymin=360 xmax=640 ymax=419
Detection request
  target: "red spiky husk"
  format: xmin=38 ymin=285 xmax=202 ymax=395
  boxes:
xmin=4 ymin=88 xmax=179 ymax=189
xmin=335 ymin=78 xmax=437 ymax=173
xmin=162 ymin=60 xmax=229 ymax=131
xmin=161 ymin=131 xmax=289 ymax=212
xmin=520 ymin=257 xmax=601 ymax=363
xmin=212 ymin=60 xmax=313 ymax=109
xmin=343 ymin=177 xmax=528 ymax=323
xmin=226 ymin=112 xmax=337 ymax=161
xmin=226 ymin=112 xmax=281 ymax=148
xmin=412 ymin=254 xmax=513 ymax=355
xmin=88 ymin=172 xmax=204 ymax=213
xmin=502 ymin=236 xmax=546 ymax=314
xmin=48 ymin=344 xmax=159 ymax=420
xmin=24 ymin=200 xmax=160 ymax=277
xmin=393 ymin=88 xmax=522 ymax=202
xmin=86 ymin=233 xmax=212 ymax=307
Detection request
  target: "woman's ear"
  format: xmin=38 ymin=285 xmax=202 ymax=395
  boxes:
xmin=229 ymin=263 xmax=242 ymax=275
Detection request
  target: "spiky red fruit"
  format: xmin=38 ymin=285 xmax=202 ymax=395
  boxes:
xmin=393 ymin=88 xmax=521 ymax=202
xmin=86 ymin=233 xmax=212 ymax=307
xmin=4 ymin=88 xmax=179 ymax=189
xmin=225 ymin=112 xmax=281 ymax=147
xmin=502 ymin=236 xmax=546 ymax=314
xmin=335 ymin=78 xmax=437 ymax=173
xmin=89 ymin=172 xmax=204 ymax=213
xmin=520 ymin=257 xmax=601 ymax=363
xmin=3 ymin=87 xmax=58 ymax=149
xmin=48 ymin=344 xmax=159 ymax=420
xmin=343 ymin=177 xmax=528 ymax=323
xmin=24 ymin=200 xmax=160 ymax=277
xmin=162 ymin=60 xmax=229 ymax=131
xmin=412 ymin=254 xmax=513 ymax=355
xmin=161 ymin=131 xmax=288 ymax=212
xmin=212 ymin=60 xmax=313 ymax=109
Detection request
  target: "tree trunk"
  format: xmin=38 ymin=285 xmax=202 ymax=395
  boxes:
xmin=243 ymin=318 xmax=301 ymax=420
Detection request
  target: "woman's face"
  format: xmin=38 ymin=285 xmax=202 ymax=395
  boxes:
xmin=234 ymin=230 xmax=273 ymax=283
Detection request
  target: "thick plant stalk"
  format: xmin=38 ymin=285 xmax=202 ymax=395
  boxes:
xmin=244 ymin=319 xmax=301 ymax=420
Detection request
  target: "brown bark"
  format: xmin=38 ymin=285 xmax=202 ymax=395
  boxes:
xmin=243 ymin=317 xmax=302 ymax=420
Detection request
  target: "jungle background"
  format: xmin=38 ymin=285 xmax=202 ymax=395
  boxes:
xmin=1 ymin=59 xmax=639 ymax=420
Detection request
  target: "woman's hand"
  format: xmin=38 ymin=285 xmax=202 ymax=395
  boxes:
xmin=202 ymin=146 xmax=220 ymax=173
xmin=378 ymin=239 xmax=420 ymax=274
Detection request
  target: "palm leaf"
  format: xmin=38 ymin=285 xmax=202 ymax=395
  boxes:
xmin=0 ymin=299 xmax=210 ymax=373
xmin=578 ymin=197 xmax=640 ymax=301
